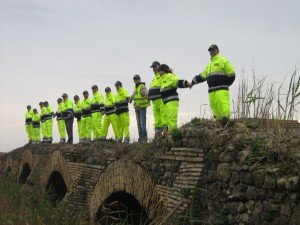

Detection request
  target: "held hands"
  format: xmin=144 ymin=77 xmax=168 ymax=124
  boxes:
xmin=187 ymin=82 xmax=193 ymax=89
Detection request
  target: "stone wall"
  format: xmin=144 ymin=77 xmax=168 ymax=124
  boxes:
xmin=165 ymin=120 xmax=300 ymax=225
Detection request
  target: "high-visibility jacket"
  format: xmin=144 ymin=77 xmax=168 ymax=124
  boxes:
xmin=192 ymin=53 xmax=235 ymax=93
xmin=32 ymin=113 xmax=41 ymax=128
xmin=160 ymin=73 xmax=188 ymax=104
xmin=25 ymin=109 xmax=33 ymax=125
xmin=74 ymin=100 xmax=82 ymax=121
xmin=81 ymin=98 xmax=92 ymax=117
xmin=133 ymin=83 xmax=150 ymax=108
xmin=56 ymin=103 xmax=64 ymax=121
xmin=148 ymin=72 xmax=162 ymax=101
xmin=63 ymin=98 xmax=74 ymax=119
xmin=40 ymin=106 xmax=48 ymax=123
xmin=45 ymin=106 xmax=54 ymax=122
xmin=115 ymin=87 xmax=130 ymax=115
xmin=104 ymin=93 xmax=116 ymax=115
xmin=91 ymin=91 xmax=104 ymax=113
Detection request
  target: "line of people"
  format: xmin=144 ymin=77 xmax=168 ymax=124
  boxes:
xmin=24 ymin=44 xmax=236 ymax=144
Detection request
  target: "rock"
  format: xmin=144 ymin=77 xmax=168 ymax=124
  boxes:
xmin=217 ymin=163 xmax=231 ymax=182
xmin=253 ymin=170 xmax=265 ymax=188
xmin=277 ymin=178 xmax=287 ymax=190
xmin=280 ymin=204 xmax=291 ymax=217
xmin=286 ymin=176 xmax=299 ymax=191
xmin=263 ymin=175 xmax=276 ymax=189
xmin=263 ymin=201 xmax=279 ymax=212
xmin=238 ymin=150 xmax=251 ymax=162
xmin=219 ymin=151 xmax=235 ymax=162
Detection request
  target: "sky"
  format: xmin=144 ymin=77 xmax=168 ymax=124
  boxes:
xmin=0 ymin=0 xmax=299 ymax=152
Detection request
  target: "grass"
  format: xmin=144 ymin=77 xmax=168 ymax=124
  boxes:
xmin=0 ymin=175 xmax=88 ymax=225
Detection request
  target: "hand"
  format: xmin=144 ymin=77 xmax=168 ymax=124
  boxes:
xmin=187 ymin=82 xmax=193 ymax=89
xmin=129 ymin=99 xmax=132 ymax=104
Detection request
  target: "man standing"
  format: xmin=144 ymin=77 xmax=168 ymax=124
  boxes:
xmin=39 ymin=102 xmax=48 ymax=143
xmin=188 ymin=44 xmax=235 ymax=124
xmin=100 ymin=87 xmax=118 ymax=140
xmin=74 ymin=95 xmax=83 ymax=142
xmin=148 ymin=61 xmax=168 ymax=139
xmin=91 ymin=85 xmax=105 ymax=140
xmin=130 ymin=75 xmax=150 ymax=142
xmin=54 ymin=98 xmax=66 ymax=143
xmin=62 ymin=93 xmax=74 ymax=144
xmin=25 ymin=105 xmax=33 ymax=144
xmin=115 ymin=81 xmax=130 ymax=143
xmin=44 ymin=101 xmax=54 ymax=143
xmin=32 ymin=108 xmax=41 ymax=144
xmin=81 ymin=91 xmax=92 ymax=142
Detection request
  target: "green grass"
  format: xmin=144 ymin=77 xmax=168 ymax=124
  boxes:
xmin=0 ymin=176 xmax=88 ymax=225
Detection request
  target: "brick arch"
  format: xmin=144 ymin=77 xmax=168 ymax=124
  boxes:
xmin=40 ymin=150 xmax=72 ymax=192
xmin=89 ymin=160 xmax=164 ymax=223
xmin=18 ymin=149 xmax=34 ymax=179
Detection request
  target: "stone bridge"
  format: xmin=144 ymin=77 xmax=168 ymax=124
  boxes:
xmin=1 ymin=121 xmax=300 ymax=225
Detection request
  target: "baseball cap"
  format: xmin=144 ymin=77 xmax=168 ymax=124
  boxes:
xmin=150 ymin=61 xmax=160 ymax=68
xmin=115 ymin=81 xmax=122 ymax=87
xmin=62 ymin=93 xmax=68 ymax=97
xmin=208 ymin=44 xmax=219 ymax=51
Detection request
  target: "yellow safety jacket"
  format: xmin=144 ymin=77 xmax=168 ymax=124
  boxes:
xmin=74 ymin=100 xmax=82 ymax=121
xmin=91 ymin=91 xmax=104 ymax=113
xmin=56 ymin=103 xmax=64 ymax=121
xmin=63 ymin=98 xmax=74 ymax=119
xmin=40 ymin=107 xmax=48 ymax=123
xmin=133 ymin=83 xmax=150 ymax=108
xmin=115 ymin=87 xmax=130 ymax=115
xmin=192 ymin=53 xmax=235 ymax=93
xmin=32 ymin=113 xmax=41 ymax=128
xmin=160 ymin=73 xmax=188 ymax=104
xmin=81 ymin=98 xmax=92 ymax=118
xmin=104 ymin=93 xmax=116 ymax=115
xmin=148 ymin=72 xmax=162 ymax=101
xmin=25 ymin=109 xmax=33 ymax=125
xmin=45 ymin=106 xmax=54 ymax=122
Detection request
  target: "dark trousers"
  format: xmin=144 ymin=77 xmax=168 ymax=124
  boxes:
xmin=65 ymin=118 xmax=74 ymax=143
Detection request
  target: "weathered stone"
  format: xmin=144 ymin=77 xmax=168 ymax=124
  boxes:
xmin=286 ymin=176 xmax=300 ymax=191
xmin=238 ymin=150 xmax=251 ymax=162
xmin=231 ymin=172 xmax=240 ymax=184
xmin=277 ymin=177 xmax=287 ymax=190
xmin=246 ymin=187 xmax=256 ymax=200
xmin=280 ymin=204 xmax=291 ymax=217
xmin=237 ymin=202 xmax=246 ymax=213
xmin=217 ymin=163 xmax=231 ymax=182
xmin=263 ymin=175 xmax=276 ymax=189
xmin=256 ymin=189 xmax=266 ymax=200
xmin=261 ymin=212 xmax=274 ymax=221
xmin=231 ymin=162 xmax=242 ymax=171
xmin=273 ymin=193 xmax=285 ymax=203
xmin=290 ymin=193 xmax=299 ymax=203
xmin=240 ymin=172 xmax=253 ymax=185
xmin=240 ymin=212 xmax=250 ymax=222
xmin=219 ymin=151 xmax=235 ymax=163
xmin=263 ymin=201 xmax=279 ymax=212
xmin=253 ymin=170 xmax=265 ymax=188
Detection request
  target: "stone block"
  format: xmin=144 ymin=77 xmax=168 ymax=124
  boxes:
xmin=219 ymin=151 xmax=235 ymax=163
xmin=253 ymin=170 xmax=265 ymax=188
xmin=280 ymin=204 xmax=291 ymax=217
xmin=263 ymin=175 xmax=276 ymax=189
xmin=217 ymin=163 xmax=231 ymax=182
xmin=231 ymin=171 xmax=240 ymax=184
xmin=263 ymin=201 xmax=279 ymax=212
xmin=286 ymin=176 xmax=300 ymax=191
xmin=240 ymin=172 xmax=253 ymax=185
xmin=277 ymin=178 xmax=287 ymax=190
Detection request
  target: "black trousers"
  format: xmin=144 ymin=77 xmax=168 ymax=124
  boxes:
xmin=65 ymin=118 xmax=74 ymax=144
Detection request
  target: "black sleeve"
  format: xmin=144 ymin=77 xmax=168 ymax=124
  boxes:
xmin=192 ymin=74 xmax=206 ymax=85
xmin=178 ymin=80 xmax=189 ymax=88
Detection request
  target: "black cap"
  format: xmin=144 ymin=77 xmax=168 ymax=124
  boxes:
xmin=83 ymin=90 xmax=88 ymax=94
xmin=74 ymin=95 xmax=79 ymax=100
xmin=105 ymin=87 xmax=111 ymax=92
xmin=158 ymin=64 xmax=170 ymax=72
xmin=57 ymin=98 xmax=62 ymax=102
xmin=44 ymin=101 xmax=48 ymax=105
xmin=39 ymin=101 xmax=44 ymax=105
xmin=115 ymin=81 xmax=122 ymax=87
xmin=27 ymin=105 xmax=31 ymax=109
xmin=150 ymin=61 xmax=160 ymax=68
xmin=91 ymin=85 xmax=98 ymax=90
xmin=33 ymin=108 xmax=37 ymax=112
xmin=133 ymin=74 xmax=140 ymax=80
xmin=208 ymin=44 xmax=219 ymax=51
xmin=62 ymin=93 xmax=68 ymax=97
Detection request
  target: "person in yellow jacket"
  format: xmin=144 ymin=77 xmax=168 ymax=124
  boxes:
xmin=74 ymin=95 xmax=84 ymax=142
xmin=54 ymin=98 xmax=66 ymax=143
xmin=25 ymin=105 xmax=33 ymax=144
xmin=158 ymin=64 xmax=189 ymax=133
xmin=44 ymin=101 xmax=54 ymax=143
xmin=91 ymin=85 xmax=105 ymax=140
xmin=32 ymin=108 xmax=41 ymax=144
xmin=99 ymin=87 xmax=118 ymax=140
xmin=115 ymin=81 xmax=130 ymax=143
xmin=39 ymin=102 xmax=48 ymax=143
xmin=149 ymin=61 xmax=168 ymax=139
xmin=62 ymin=93 xmax=74 ymax=144
xmin=188 ymin=44 xmax=235 ymax=124
xmin=129 ymin=75 xmax=150 ymax=142
xmin=81 ymin=91 xmax=92 ymax=142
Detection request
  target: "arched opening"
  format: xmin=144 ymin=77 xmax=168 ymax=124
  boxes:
xmin=96 ymin=191 xmax=151 ymax=225
xmin=19 ymin=163 xmax=31 ymax=184
xmin=46 ymin=171 xmax=67 ymax=204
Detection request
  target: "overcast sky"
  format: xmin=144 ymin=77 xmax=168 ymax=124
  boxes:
xmin=0 ymin=0 xmax=299 ymax=152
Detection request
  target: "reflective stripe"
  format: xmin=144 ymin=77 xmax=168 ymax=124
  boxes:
xmin=227 ymin=73 xmax=236 ymax=77
xmin=133 ymin=97 xmax=146 ymax=100
xmin=149 ymin=94 xmax=161 ymax=100
xmin=105 ymin=109 xmax=116 ymax=114
xmin=208 ymin=72 xmax=226 ymax=76
xmin=161 ymin=86 xmax=176 ymax=92
xmin=208 ymin=85 xmax=229 ymax=91
xmin=149 ymin=87 xmax=160 ymax=91
xmin=162 ymin=95 xmax=179 ymax=102
xmin=117 ymin=106 xmax=129 ymax=110
xmin=91 ymin=110 xmax=101 ymax=113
